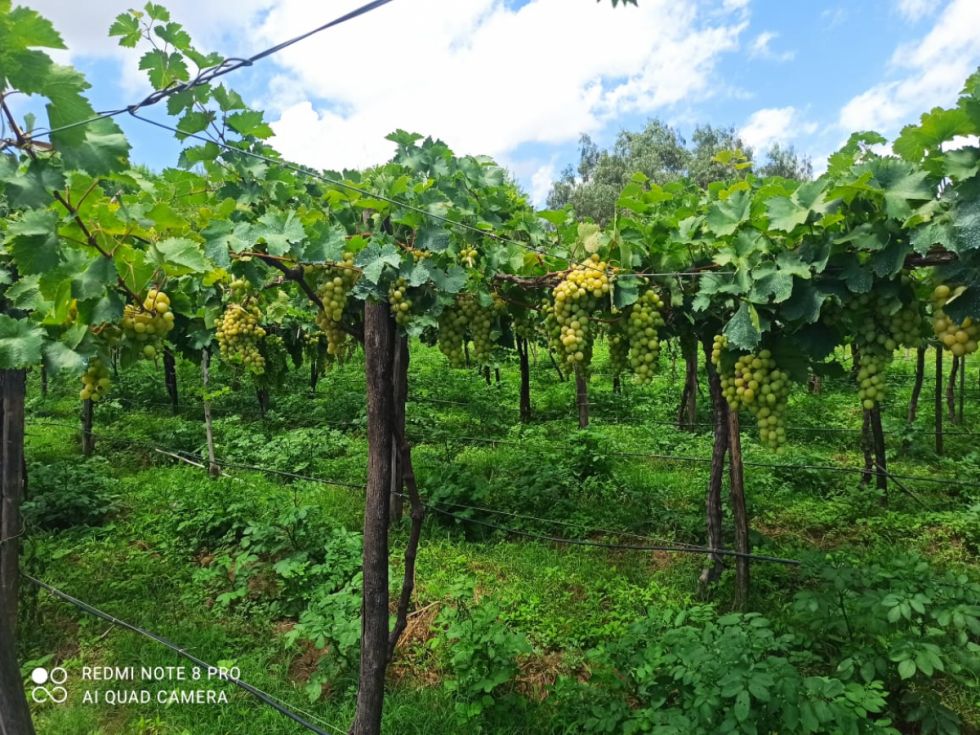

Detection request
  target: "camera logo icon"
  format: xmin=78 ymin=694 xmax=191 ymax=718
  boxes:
xmin=30 ymin=667 xmax=68 ymax=704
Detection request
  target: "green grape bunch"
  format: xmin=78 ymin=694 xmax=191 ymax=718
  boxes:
xmin=626 ymin=289 xmax=665 ymax=383
xmin=607 ymin=320 xmax=630 ymax=378
xmin=388 ymin=277 xmax=413 ymax=327
xmin=551 ymin=254 xmax=614 ymax=372
xmin=216 ymin=302 xmax=267 ymax=375
xmin=437 ymin=304 xmax=468 ymax=367
xmin=845 ymin=289 xmax=924 ymax=410
xmin=932 ymin=284 xmax=979 ymax=357
xmin=718 ymin=345 xmax=791 ymax=450
xmin=120 ymin=288 xmax=175 ymax=359
xmin=315 ymin=253 xmax=359 ymax=356
xmin=856 ymin=352 xmax=888 ymax=410
xmin=459 ymin=245 xmax=478 ymax=268
xmin=79 ymin=358 xmax=111 ymax=402
xmin=459 ymin=295 xmax=495 ymax=365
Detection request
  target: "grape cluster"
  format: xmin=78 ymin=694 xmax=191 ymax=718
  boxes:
xmin=845 ymin=289 xmax=924 ymax=410
xmin=710 ymin=334 xmax=727 ymax=368
xmin=79 ymin=358 xmax=110 ymax=402
xmin=719 ymin=347 xmax=790 ymax=450
xmin=459 ymin=246 xmax=478 ymax=267
xmin=626 ymin=289 xmax=665 ymax=383
xmin=932 ymin=284 xmax=979 ymax=357
xmin=608 ymin=321 xmax=630 ymax=377
xmin=436 ymin=295 xmax=496 ymax=367
xmin=388 ymin=277 xmax=413 ymax=327
xmin=315 ymin=253 xmax=359 ymax=356
xmin=551 ymin=255 xmax=613 ymax=370
xmin=856 ymin=352 xmax=889 ymax=410
xmin=120 ymin=288 xmax=175 ymax=359
xmin=216 ymin=303 xmax=267 ymax=374
xmin=437 ymin=305 xmax=468 ymax=367
xmin=459 ymin=296 xmax=494 ymax=364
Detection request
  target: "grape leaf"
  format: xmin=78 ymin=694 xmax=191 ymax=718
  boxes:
xmin=0 ymin=316 xmax=44 ymax=368
xmin=5 ymin=209 xmax=60 ymax=273
xmin=43 ymin=341 xmax=84 ymax=373
xmin=705 ymin=189 xmax=751 ymax=236
xmin=154 ymin=237 xmax=209 ymax=273
xmin=722 ymin=302 xmax=761 ymax=351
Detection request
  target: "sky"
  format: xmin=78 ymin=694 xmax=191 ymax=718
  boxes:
xmin=16 ymin=0 xmax=980 ymax=205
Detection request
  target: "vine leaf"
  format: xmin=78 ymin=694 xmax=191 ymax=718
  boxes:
xmin=0 ymin=315 xmax=45 ymax=368
xmin=5 ymin=209 xmax=61 ymax=274
xmin=705 ymin=189 xmax=751 ymax=236
xmin=42 ymin=341 xmax=84 ymax=373
xmin=154 ymin=237 xmax=209 ymax=273
xmin=722 ymin=302 xmax=761 ymax=351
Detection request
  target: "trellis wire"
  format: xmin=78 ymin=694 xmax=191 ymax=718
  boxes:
xmin=24 ymin=575 xmax=345 ymax=735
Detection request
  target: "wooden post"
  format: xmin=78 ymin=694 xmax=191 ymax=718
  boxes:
xmin=548 ymin=350 xmax=566 ymax=382
xmin=935 ymin=346 xmax=944 ymax=456
xmin=1 ymin=370 xmax=26 ymax=636
xmin=959 ymin=355 xmax=966 ymax=424
xmin=726 ymin=409 xmax=749 ymax=608
xmin=0 ymin=611 xmax=35 ymax=735
xmin=390 ymin=336 xmax=408 ymax=524
xmin=163 ymin=347 xmax=179 ymax=415
xmin=350 ymin=301 xmax=396 ymax=735
xmin=699 ymin=337 xmax=727 ymax=590
xmin=518 ymin=337 xmax=531 ymax=423
xmin=201 ymin=349 xmax=220 ymax=478
xmin=870 ymin=405 xmax=887 ymax=500
xmin=947 ymin=354 xmax=959 ymax=424
xmin=81 ymin=398 xmax=95 ymax=457
xmin=907 ymin=345 xmax=925 ymax=422
xmin=860 ymin=410 xmax=873 ymax=486
xmin=256 ymin=387 xmax=269 ymax=418
xmin=0 ymin=370 xmax=35 ymax=735
xmin=575 ymin=369 xmax=589 ymax=428
xmin=677 ymin=335 xmax=698 ymax=429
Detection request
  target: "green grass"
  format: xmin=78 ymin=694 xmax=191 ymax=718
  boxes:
xmin=17 ymin=342 xmax=980 ymax=734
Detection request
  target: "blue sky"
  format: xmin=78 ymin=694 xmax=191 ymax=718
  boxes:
xmin=18 ymin=0 xmax=980 ymax=204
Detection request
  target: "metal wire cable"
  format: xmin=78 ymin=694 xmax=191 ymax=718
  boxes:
xmin=25 ymin=421 xmax=801 ymax=564
xmin=22 ymin=0 xmax=396 ymax=143
xmin=24 ymin=575 xmax=345 ymax=735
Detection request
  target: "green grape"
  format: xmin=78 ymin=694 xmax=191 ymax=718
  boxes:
xmin=856 ymin=351 xmax=890 ymax=410
xmin=459 ymin=245 xmax=478 ymax=267
xmin=459 ymin=295 xmax=494 ymax=365
xmin=437 ymin=304 xmax=468 ymax=367
xmin=388 ymin=277 xmax=413 ymax=327
xmin=551 ymin=254 xmax=613 ymax=372
xmin=845 ymin=286 xmax=924 ymax=410
xmin=119 ymin=287 xmax=175 ymax=359
xmin=718 ymin=346 xmax=790 ymax=450
xmin=79 ymin=357 xmax=110 ymax=402
xmin=608 ymin=320 xmax=630 ymax=378
xmin=626 ymin=288 xmax=664 ymax=384
xmin=932 ymin=284 xmax=979 ymax=357
xmin=315 ymin=253 xmax=359 ymax=356
xmin=216 ymin=302 xmax=267 ymax=375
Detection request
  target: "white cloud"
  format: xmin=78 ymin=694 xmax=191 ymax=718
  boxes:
xmin=530 ymin=163 xmax=557 ymax=207
xmin=739 ymin=106 xmax=817 ymax=152
xmin=23 ymin=0 xmax=273 ymax=93
xmin=895 ymin=0 xmax=933 ymax=22
xmin=839 ymin=0 xmax=980 ymax=134
xmin=255 ymin=0 xmax=748 ymax=171
xmin=748 ymin=31 xmax=794 ymax=61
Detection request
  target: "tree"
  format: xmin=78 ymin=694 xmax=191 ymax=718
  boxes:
xmin=547 ymin=120 xmax=813 ymax=223
xmin=757 ymin=142 xmax=814 ymax=180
